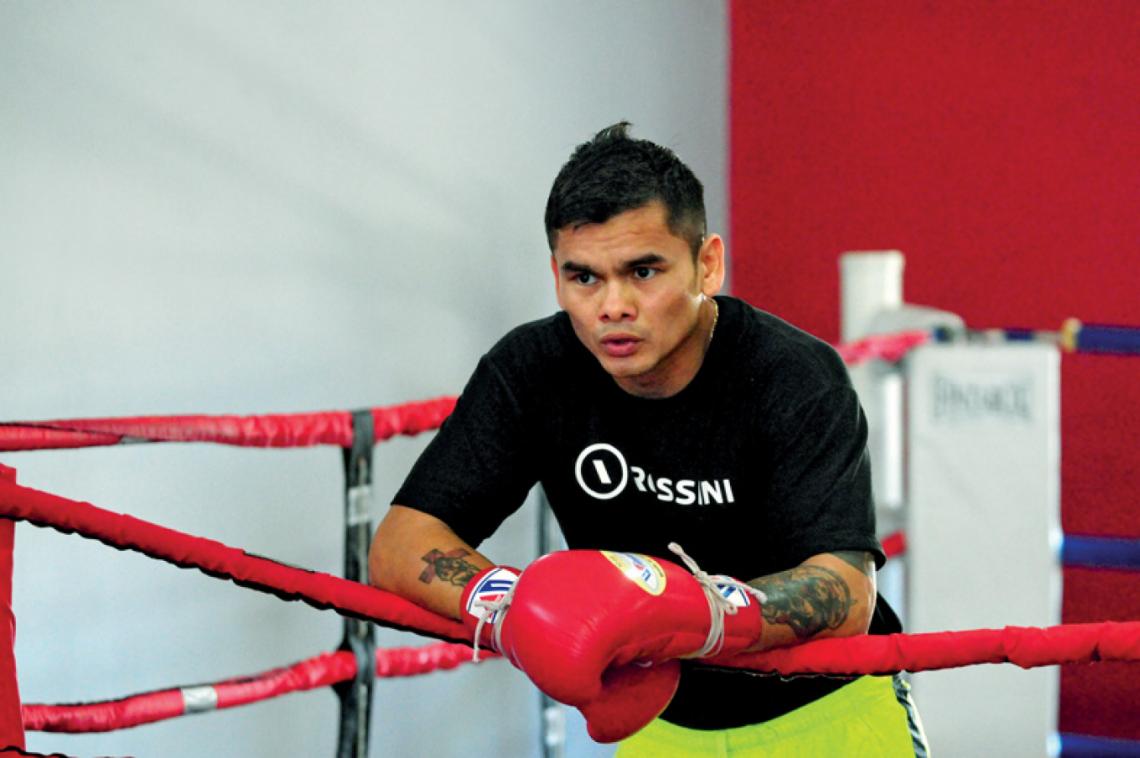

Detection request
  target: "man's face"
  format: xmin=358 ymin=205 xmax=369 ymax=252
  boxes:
xmin=550 ymin=201 xmax=724 ymax=398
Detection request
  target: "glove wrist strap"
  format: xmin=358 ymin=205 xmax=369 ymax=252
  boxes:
xmin=667 ymin=542 xmax=767 ymax=658
xmin=461 ymin=566 xmax=520 ymax=662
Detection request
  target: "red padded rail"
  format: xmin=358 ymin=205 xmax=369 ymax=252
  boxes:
xmin=0 ymin=331 xmax=933 ymax=454
xmin=0 ymin=478 xmax=469 ymax=645
xmin=4 ymin=473 xmax=1137 ymax=682
xmin=23 ymin=642 xmax=486 ymax=733
xmin=0 ymin=397 xmax=456 ymax=452
xmin=714 ymin=620 xmax=1140 ymax=676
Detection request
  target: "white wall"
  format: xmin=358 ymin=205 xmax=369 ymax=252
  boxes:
xmin=0 ymin=2 xmax=727 ymax=756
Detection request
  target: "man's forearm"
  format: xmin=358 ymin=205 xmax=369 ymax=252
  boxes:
xmin=744 ymin=551 xmax=876 ymax=651
xmin=369 ymin=505 xmax=494 ymax=620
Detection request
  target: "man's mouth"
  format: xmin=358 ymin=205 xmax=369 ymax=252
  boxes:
xmin=600 ymin=334 xmax=641 ymax=358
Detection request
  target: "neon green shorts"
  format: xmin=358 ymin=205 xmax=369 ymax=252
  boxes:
xmin=615 ymin=675 xmax=929 ymax=757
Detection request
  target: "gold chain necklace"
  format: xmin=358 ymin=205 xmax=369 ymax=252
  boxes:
xmin=707 ymin=297 xmax=719 ymax=349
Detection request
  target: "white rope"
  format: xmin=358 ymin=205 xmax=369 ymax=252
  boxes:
xmin=667 ymin=542 xmax=767 ymax=658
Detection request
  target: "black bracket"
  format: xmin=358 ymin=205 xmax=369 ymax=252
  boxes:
xmin=334 ymin=410 xmax=376 ymax=758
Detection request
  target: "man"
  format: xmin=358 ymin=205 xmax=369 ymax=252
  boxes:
xmin=369 ymin=123 xmax=927 ymax=755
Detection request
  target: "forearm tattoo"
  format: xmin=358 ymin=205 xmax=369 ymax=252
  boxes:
xmin=419 ymin=547 xmax=480 ymax=586
xmin=749 ymin=565 xmax=855 ymax=640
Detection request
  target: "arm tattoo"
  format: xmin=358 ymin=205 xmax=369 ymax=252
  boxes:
xmin=749 ymin=565 xmax=854 ymax=640
xmin=418 ymin=547 xmax=480 ymax=586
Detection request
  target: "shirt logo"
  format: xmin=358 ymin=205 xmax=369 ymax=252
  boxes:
xmin=573 ymin=442 xmax=735 ymax=505
xmin=574 ymin=442 xmax=629 ymax=500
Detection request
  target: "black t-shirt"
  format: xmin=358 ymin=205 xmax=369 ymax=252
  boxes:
xmin=394 ymin=295 xmax=899 ymax=729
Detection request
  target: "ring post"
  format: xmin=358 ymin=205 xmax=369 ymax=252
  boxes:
xmin=536 ymin=490 xmax=566 ymax=758
xmin=0 ymin=464 xmax=24 ymax=751
xmin=334 ymin=411 xmax=376 ymax=758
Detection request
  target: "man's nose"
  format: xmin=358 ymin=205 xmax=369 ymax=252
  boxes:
xmin=599 ymin=281 xmax=636 ymax=322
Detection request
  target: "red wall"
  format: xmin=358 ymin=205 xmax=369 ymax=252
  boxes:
xmin=730 ymin=1 xmax=1139 ymax=740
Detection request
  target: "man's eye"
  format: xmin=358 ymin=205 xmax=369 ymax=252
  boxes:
xmin=574 ymin=272 xmax=596 ymax=285
xmin=633 ymin=267 xmax=658 ymax=280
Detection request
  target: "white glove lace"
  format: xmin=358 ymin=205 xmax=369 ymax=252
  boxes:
xmin=667 ymin=542 xmax=767 ymax=658
xmin=471 ymin=581 xmax=517 ymax=663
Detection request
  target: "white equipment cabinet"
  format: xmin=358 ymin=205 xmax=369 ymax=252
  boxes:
xmin=840 ymin=251 xmax=1061 ymax=757
xmin=906 ymin=343 xmax=1061 ymax=757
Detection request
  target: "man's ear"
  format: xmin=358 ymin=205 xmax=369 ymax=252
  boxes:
xmin=549 ymin=253 xmax=564 ymax=307
xmin=697 ymin=234 xmax=726 ymax=297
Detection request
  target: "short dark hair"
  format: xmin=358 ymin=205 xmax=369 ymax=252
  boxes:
xmin=544 ymin=122 xmax=707 ymax=256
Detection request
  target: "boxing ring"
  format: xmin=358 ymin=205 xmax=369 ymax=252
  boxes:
xmin=1 ymin=325 xmax=1139 ymax=757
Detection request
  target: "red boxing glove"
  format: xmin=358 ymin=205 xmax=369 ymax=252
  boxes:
xmin=459 ymin=565 xmax=521 ymax=659
xmin=504 ymin=546 xmax=764 ymax=741
xmin=576 ymin=660 xmax=682 ymax=743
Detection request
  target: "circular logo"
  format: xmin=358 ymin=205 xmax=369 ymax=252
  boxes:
xmin=574 ymin=442 xmax=628 ymax=500
xmin=600 ymin=551 xmax=667 ymax=596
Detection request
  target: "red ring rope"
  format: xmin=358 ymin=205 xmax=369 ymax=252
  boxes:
xmin=0 ymin=397 xmax=456 ymax=452
xmin=881 ymin=530 xmax=907 ymax=559
xmin=834 ymin=330 xmax=930 ymax=366
xmin=22 ymin=642 xmax=488 ymax=734
xmin=2 ymin=476 xmax=1138 ymax=683
xmin=709 ymin=620 xmax=1140 ymax=676
xmin=10 ymin=323 xmax=1118 ymax=456
xmin=0 ymin=330 xmax=929 ymax=455
xmin=1 ymin=325 xmax=1131 ymax=753
xmin=0 ymin=477 xmax=469 ymax=645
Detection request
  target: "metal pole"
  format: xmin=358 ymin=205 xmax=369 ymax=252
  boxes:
xmin=840 ymin=251 xmax=908 ymax=625
xmin=536 ymin=490 xmax=565 ymax=758
xmin=334 ymin=410 xmax=376 ymax=758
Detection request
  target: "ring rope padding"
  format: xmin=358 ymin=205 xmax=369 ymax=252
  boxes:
xmin=0 ymin=331 xmax=943 ymax=455
xmin=2 ymin=476 xmax=1138 ymax=684
xmin=709 ymin=619 xmax=1140 ymax=676
xmin=0 ymin=396 xmax=457 ymax=452
xmin=0 ymin=477 xmax=470 ymax=646
xmin=3 ymin=318 xmax=1136 ymax=454
xmin=21 ymin=642 xmax=487 ymax=734
xmin=1073 ymin=322 xmax=1140 ymax=355
xmin=834 ymin=330 xmax=931 ymax=366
